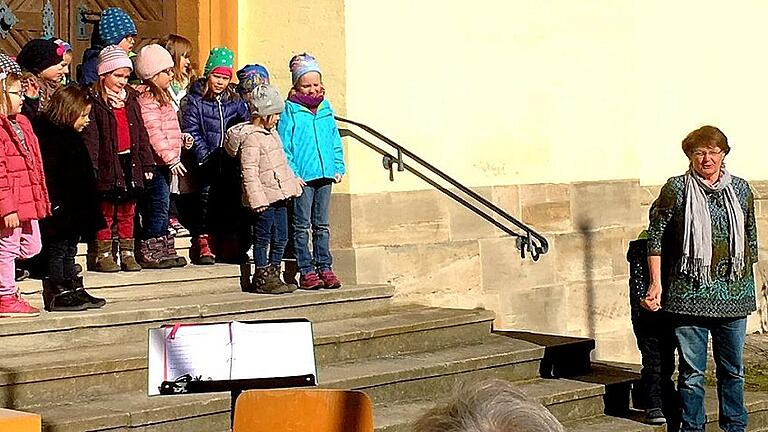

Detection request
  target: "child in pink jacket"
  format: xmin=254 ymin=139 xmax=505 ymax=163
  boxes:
xmin=134 ymin=44 xmax=192 ymax=269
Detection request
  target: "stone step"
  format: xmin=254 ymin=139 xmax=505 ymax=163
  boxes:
xmin=0 ymin=284 xmax=394 ymax=354
xmin=31 ymin=337 xmax=544 ymax=432
xmin=563 ymin=415 xmax=662 ymax=432
xmin=18 ymin=264 xmax=241 ymax=298
xmin=496 ymin=330 xmax=595 ymax=378
xmin=373 ymin=378 xmax=606 ymax=432
xmin=0 ymin=306 xmax=496 ymax=408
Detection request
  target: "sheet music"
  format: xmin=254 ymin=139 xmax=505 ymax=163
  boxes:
xmin=229 ymin=321 xmax=316 ymax=380
xmin=164 ymin=324 xmax=232 ymax=381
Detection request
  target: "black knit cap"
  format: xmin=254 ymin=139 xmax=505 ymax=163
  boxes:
xmin=16 ymin=39 xmax=62 ymax=74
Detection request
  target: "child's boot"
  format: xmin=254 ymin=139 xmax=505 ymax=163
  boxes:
xmin=118 ymin=239 xmax=142 ymax=272
xmin=42 ymin=278 xmax=87 ymax=312
xmin=190 ymin=234 xmax=215 ymax=265
xmin=252 ymin=266 xmax=294 ymax=294
xmin=137 ymin=238 xmax=173 ymax=269
xmin=72 ymin=275 xmax=106 ymax=309
xmin=93 ymin=240 xmax=119 ymax=273
xmin=162 ymin=235 xmax=187 ymax=267
xmin=270 ymin=265 xmax=296 ymax=292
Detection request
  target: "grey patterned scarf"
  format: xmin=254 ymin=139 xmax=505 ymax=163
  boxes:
xmin=681 ymin=168 xmax=745 ymax=285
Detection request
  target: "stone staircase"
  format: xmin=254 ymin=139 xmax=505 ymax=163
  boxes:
xmin=1 ymin=242 xmax=766 ymax=431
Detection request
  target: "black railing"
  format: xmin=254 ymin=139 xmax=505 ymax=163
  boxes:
xmin=335 ymin=116 xmax=549 ymax=261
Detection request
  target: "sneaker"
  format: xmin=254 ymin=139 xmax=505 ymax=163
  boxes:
xmin=245 ymin=245 xmax=254 ymax=263
xmin=299 ymin=272 xmax=324 ymax=290
xmin=318 ymin=268 xmax=342 ymax=289
xmin=0 ymin=293 xmax=40 ymax=317
xmin=645 ymin=408 xmax=666 ymax=425
xmin=169 ymin=218 xmax=189 ymax=237
xmin=14 ymin=268 xmax=30 ymax=282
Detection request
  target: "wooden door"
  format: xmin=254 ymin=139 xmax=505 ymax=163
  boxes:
xmin=0 ymin=0 xmax=66 ymax=55
xmin=65 ymin=0 xmax=177 ymax=59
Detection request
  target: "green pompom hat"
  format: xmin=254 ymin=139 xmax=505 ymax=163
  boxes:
xmin=203 ymin=46 xmax=235 ymax=77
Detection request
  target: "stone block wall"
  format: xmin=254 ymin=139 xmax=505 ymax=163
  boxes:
xmin=331 ymin=179 xmax=768 ymax=362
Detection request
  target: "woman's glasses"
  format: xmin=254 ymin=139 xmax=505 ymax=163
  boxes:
xmin=692 ymin=149 xmax=723 ymax=158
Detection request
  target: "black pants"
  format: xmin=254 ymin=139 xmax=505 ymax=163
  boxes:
xmin=631 ymin=308 xmax=679 ymax=416
xmin=43 ymin=235 xmax=79 ymax=282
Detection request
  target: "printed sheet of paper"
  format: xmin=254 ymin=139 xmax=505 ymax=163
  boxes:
xmin=229 ymin=321 xmax=316 ymax=380
xmin=164 ymin=323 xmax=232 ymax=382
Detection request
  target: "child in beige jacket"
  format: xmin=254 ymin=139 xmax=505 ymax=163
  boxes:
xmin=224 ymin=84 xmax=303 ymax=294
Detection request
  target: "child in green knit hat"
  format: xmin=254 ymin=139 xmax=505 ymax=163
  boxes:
xmin=180 ymin=47 xmax=249 ymax=264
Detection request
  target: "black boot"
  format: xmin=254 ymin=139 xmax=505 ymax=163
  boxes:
xmin=72 ymin=276 xmax=106 ymax=309
xmin=42 ymin=278 xmax=88 ymax=312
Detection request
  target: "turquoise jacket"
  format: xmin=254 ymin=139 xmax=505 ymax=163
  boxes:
xmin=277 ymin=100 xmax=345 ymax=182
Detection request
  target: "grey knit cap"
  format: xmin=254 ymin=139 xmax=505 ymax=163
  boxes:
xmin=246 ymin=84 xmax=284 ymax=117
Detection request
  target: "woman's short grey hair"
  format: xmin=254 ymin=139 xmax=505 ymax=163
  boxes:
xmin=414 ymin=379 xmax=566 ymax=432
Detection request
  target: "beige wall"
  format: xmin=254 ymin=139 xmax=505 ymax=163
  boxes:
xmin=344 ymin=1 xmax=768 ymax=194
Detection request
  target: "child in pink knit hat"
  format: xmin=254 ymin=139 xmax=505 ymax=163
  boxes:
xmin=133 ymin=44 xmax=192 ymax=269
xmin=81 ymin=45 xmax=155 ymax=273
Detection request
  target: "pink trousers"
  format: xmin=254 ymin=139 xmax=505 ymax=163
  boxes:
xmin=0 ymin=220 xmax=41 ymax=295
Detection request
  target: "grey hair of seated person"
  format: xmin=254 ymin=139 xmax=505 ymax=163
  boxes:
xmin=413 ymin=379 xmax=566 ymax=432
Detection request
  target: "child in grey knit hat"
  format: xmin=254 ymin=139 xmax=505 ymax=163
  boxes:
xmin=224 ymin=84 xmax=303 ymax=295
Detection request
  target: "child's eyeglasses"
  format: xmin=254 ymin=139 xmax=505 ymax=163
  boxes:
xmin=6 ymin=91 xmax=25 ymax=99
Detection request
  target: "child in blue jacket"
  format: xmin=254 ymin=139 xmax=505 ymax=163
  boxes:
xmin=181 ymin=47 xmax=249 ymax=264
xmin=278 ymin=53 xmax=345 ymax=290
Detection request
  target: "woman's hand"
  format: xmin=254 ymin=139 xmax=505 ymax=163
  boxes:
xmin=641 ymin=281 xmax=662 ymax=312
xmin=253 ymin=206 xmax=267 ymax=213
xmin=334 ymin=173 xmax=343 ymax=183
xmin=3 ymin=212 xmax=19 ymax=230
xmin=298 ymin=178 xmax=306 ymax=187
xmin=170 ymin=162 xmax=186 ymax=177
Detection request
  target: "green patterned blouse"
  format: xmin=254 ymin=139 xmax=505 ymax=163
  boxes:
xmin=647 ymin=174 xmax=758 ymax=317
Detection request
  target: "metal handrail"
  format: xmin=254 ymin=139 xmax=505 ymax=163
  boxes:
xmin=336 ymin=116 xmax=549 ymax=261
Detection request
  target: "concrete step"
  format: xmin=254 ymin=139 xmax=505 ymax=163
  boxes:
xmin=564 ymin=415 xmax=663 ymax=432
xmin=18 ymin=263 xmax=240 ymax=298
xmin=496 ymin=330 xmax=595 ymax=378
xmin=373 ymin=378 xmax=606 ymax=432
xmin=30 ymin=337 xmax=544 ymax=432
xmin=0 ymin=306 xmax=496 ymax=408
xmin=0 ymin=284 xmax=394 ymax=354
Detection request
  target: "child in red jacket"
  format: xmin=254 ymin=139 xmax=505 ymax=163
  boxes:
xmin=0 ymin=54 xmax=51 ymax=317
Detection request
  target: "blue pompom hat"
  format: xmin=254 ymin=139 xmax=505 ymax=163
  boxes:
xmin=99 ymin=7 xmax=137 ymax=46
xmin=236 ymin=64 xmax=270 ymax=95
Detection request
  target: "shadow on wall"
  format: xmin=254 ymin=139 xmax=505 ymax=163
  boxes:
xmin=577 ymin=217 xmax=596 ymax=339
xmin=758 ymin=262 xmax=768 ymax=333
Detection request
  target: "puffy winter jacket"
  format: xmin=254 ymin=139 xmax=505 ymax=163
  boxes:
xmin=0 ymin=114 xmax=51 ymax=221
xmin=224 ymin=122 xmax=303 ymax=209
xmin=33 ymin=116 xmax=103 ymax=238
xmin=277 ymin=99 xmax=345 ymax=182
xmin=181 ymin=79 xmax=249 ymax=165
xmin=77 ymin=46 xmax=102 ymax=87
xmin=135 ymin=84 xmax=182 ymax=165
xmin=81 ymin=87 xmax=155 ymax=194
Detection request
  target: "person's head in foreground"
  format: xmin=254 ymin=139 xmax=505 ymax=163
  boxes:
xmin=413 ymin=379 xmax=565 ymax=432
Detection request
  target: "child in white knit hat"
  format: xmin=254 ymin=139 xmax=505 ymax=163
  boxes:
xmin=225 ymin=84 xmax=303 ymax=294
xmin=81 ymin=45 xmax=155 ymax=273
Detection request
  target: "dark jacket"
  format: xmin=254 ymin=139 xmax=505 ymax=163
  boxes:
xmin=77 ymin=46 xmax=102 ymax=87
xmin=33 ymin=116 xmax=104 ymax=238
xmin=181 ymin=79 xmax=249 ymax=165
xmin=82 ymin=87 xmax=155 ymax=195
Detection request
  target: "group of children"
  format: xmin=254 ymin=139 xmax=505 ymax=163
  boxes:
xmin=0 ymin=7 xmax=345 ymax=318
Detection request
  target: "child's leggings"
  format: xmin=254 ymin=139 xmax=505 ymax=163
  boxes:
xmin=0 ymin=220 xmax=41 ymax=295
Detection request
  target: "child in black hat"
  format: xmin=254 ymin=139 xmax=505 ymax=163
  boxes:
xmin=16 ymin=38 xmax=72 ymax=120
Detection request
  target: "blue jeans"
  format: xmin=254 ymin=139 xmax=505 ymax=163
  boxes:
xmin=139 ymin=166 xmax=171 ymax=238
xmin=675 ymin=315 xmax=748 ymax=432
xmin=292 ymin=178 xmax=333 ymax=275
xmin=252 ymin=200 xmax=289 ymax=267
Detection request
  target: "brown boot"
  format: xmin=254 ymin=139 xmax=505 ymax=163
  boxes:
xmin=118 ymin=239 xmax=142 ymax=272
xmin=252 ymin=266 xmax=295 ymax=295
xmin=162 ymin=235 xmax=187 ymax=267
xmin=93 ymin=240 xmax=119 ymax=273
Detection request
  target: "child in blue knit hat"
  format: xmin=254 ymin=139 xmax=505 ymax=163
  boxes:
xmin=77 ymin=7 xmax=137 ymax=86
xmin=278 ymin=53 xmax=345 ymax=290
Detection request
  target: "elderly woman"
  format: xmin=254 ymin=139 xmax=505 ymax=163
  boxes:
xmin=645 ymin=125 xmax=758 ymax=432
